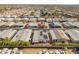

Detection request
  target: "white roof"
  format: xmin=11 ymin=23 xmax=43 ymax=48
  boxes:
xmin=38 ymin=18 xmax=45 ymax=21
xmin=63 ymin=22 xmax=70 ymax=26
xmin=53 ymin=22 xmax=62 ymax=26
xmin=5 ymin=18 xmax=14 ymax=21
xmin=20 ymin=29 xmax=32 ymax=41
xmin=15 ymin=22 xmax=26 ymax=26
xmin=33 ymin=30 xmax=49 ymax=42
xmin=5 ymin=22 xmax=15 ymax=26
xmin=0 ymin=29 xmax=17 ymax=39
xmin=50 ymin=30 xmax=57 ymax=40
xmin=65 ymin=29 xmax=79 ymax=41
xmin=12 ymin=29 xmax=32 ymax=41
xmin=29 ymin=18 xmax=37 ymax=21
xmin=64 ymin=18 xmax=77 ymax=21
xmin=28 ymin=22 xmax=38 ymax=26
xmin=50 ymin=29 xmax=69 ymax=41
xmin=58 ymin=30 xmax=69 ymax=40
xmin=52 ymin=18 xmax=61 ymax=21
xmin=73 ymin=22 xmax=79 ymax=27
xmin=0 ymin=22 xmax=6 ymax=26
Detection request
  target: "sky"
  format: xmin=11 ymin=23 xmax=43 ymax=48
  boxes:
xmin=0 ymin=0 xmax=79 ymax=4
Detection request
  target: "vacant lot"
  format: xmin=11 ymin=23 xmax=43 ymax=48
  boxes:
xmin=22 ymin=48 xmax=74 ymax=54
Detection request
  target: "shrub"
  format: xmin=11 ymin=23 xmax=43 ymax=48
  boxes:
xmin=52 ymin=42 xmax=79 ymax=46
xmin=0 ymin=38 xmax=30 ymax=47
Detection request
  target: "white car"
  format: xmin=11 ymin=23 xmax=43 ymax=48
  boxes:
xmin=19 ymin=50 xmax=23 ymax=54
xmin=45 ymin=51 xmax=49 ymax=54
xmin=48 ymin=51 xmax=54 ymax=54
xmin=42 ymin=49 xmax=47 ymax=54
xmin=55 ymin=50 xmax=60 ymax=54
xmin=12 ymin=48 xmax=19 ymax=53
xmin=2 ymin=48 xmax=8 ymax=54
xmin=5 ymin=49 xmax=12 ymax=54
xmin=38 ymin=50 xmax=43 ymax=54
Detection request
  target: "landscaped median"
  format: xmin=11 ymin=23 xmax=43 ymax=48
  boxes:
xmin=52 ymin=42 xmax=79 ymax=46
xmin=0 ymin=38 xmax=30 ymax=47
